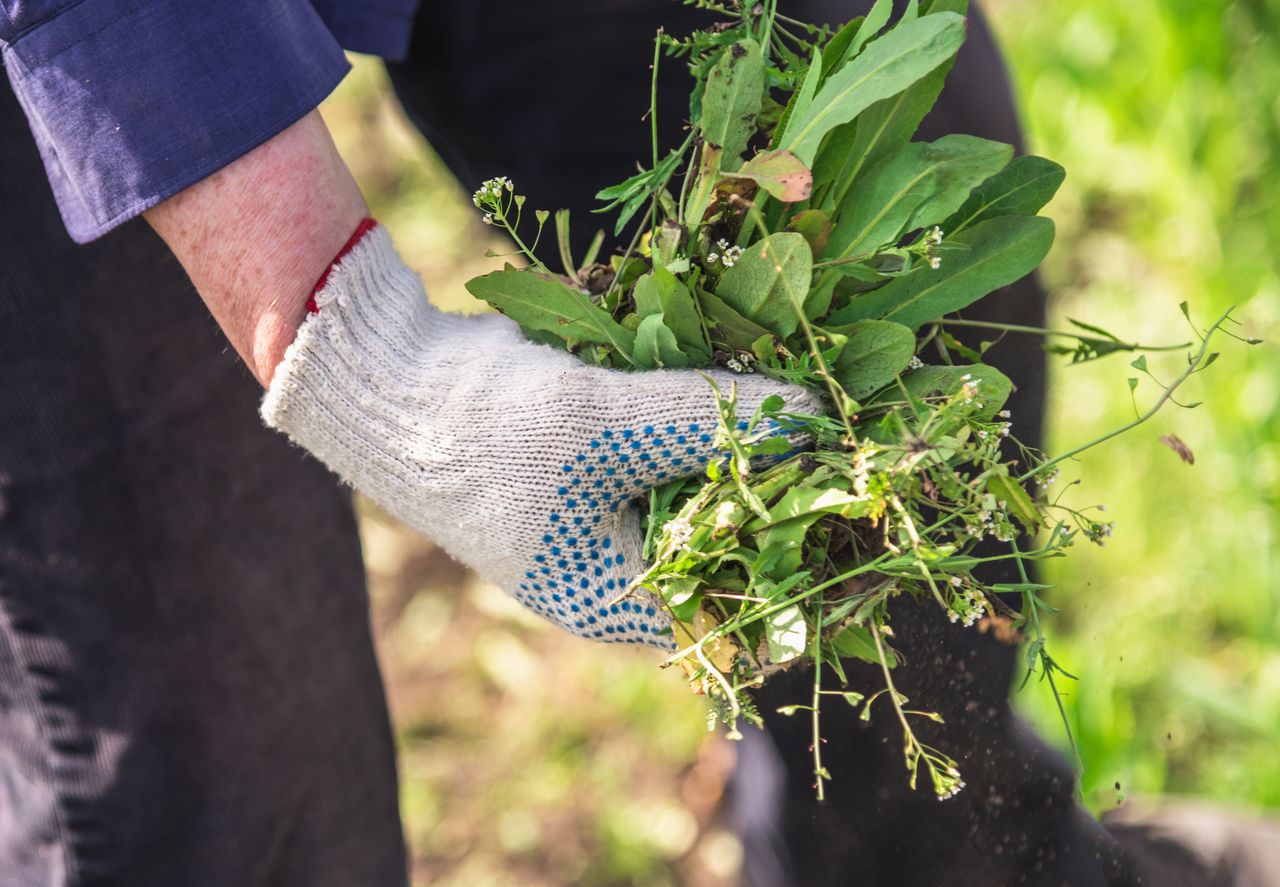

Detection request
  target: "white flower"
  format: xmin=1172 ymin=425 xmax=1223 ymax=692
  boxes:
xmin=929 ymin=226 xmax=944 ymax=246
xmin=908 ymin=355 xmax=924 ymax=370
xmin=928 ymin=256 xmax=942 ymax=270
xmin=664 ymin=517 xmax=695 ymax=549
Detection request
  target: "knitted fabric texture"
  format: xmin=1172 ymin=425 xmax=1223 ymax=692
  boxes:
xmin=262 ymin=226 xmax=823 ymax=648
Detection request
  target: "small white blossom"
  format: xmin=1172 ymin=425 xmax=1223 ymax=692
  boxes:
xmin=908 ymin=355 xmax=924 ymax=370
xmin=928 ymin=256 xmax=942 ymax=270
xmin=664 ymin=517 xmax=695 ymax=549
xmin=929 ymin=226 xmax=944 ymax=246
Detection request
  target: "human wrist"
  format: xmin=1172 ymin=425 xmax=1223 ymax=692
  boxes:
xmin=143 ymin=110 xmax=369 ymax=387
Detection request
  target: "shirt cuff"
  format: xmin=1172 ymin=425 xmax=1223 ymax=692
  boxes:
xmin=2 ymin=0 xmax=351 ymax=243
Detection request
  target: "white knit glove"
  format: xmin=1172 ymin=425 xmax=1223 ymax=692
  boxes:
xmin=262 ymin=224 xmax=823 ymax=648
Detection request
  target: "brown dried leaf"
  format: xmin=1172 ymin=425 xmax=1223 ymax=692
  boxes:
xmin=1159 ymin=433 xmax=1195 ymax=465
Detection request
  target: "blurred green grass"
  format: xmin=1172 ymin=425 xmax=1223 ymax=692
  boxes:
xmin=989 ymin=0 xmax=1280 ymax=812
xmin=320 ymin=1 xmax=1280 ymax=881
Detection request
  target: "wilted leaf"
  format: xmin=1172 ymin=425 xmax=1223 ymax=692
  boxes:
xmin=943 ymin=155 xmax=1066 ymax=234
xmin=715 ymin=232 xmax=814 ymax=337
xmin=787 ymin=209 xmax=832 ymax=256
xmin=828 ymin=215 xmax=1055 ymax=330
xmin=828 ymin=319 xmax=917 ymax=400
xmin=766 ymin=605 xmax=808 ymax=664
xmin=702 ymin=39 xmax=765 ymax=168
xmin=725 ymin=149 xmax=813 ymax=202
xmin=466 ymin=269 xmax=637 ymax=363
xmin=782 ymin=13 xmax=966 ymax=164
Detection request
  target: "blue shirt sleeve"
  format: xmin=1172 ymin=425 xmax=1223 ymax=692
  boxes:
xmin=1 ymin=1 xmax=355 ymax=243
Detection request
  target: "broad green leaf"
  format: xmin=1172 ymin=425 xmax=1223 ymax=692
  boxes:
xmin=766 ymin=605 xmax=807 ymax=664
xmin=849 ymin=0 xmax=893 ymax=58
xmin=987 ymin=474 xmax=1043 ymax=532
xmin=831 ymin=624 xmax=891 ymax=665
xmin=942 ymin=155 xmax=1066 ymax=234
xmin=701 ymin=39 xmax=765 ymax=169
xmin=827 ymin=215 xmax=1055 ymax=330
xmin=466 ymin=269 xmax=637 ymax=363
xmin=787 ymin=209 xmax=832 ymax=256
xmin=895 ymin=364 xmax=1013 ymax=419
xmin=814 ymin=60 xmax=951 ymax=214
xmin=698 ymin=290 xmax=772 ymax=351
xmin=925 ymin=0 xmax=970 ymax=14
xmin=825 ymin=135 xmax=1013 ymax=262
xmin=633 ymin=268 xmax=711 ymax=360
xmin=715 ymin=232 xmax=813 ymax=338
xmin=782 ymin=13 xmax=966 ymax=164
xmin=829 ymin=319 xmax=916 ymax=400
xmin=903 ymin=136 xmax=1014 ymax=231
xmin=634 ymin=314 xmax=691 ymax=368
xmin=725 ymin=150 xmax=813 ymax=202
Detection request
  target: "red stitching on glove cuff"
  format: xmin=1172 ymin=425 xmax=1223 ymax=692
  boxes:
xmin=306 ymin=217 xmax=379 ymax=314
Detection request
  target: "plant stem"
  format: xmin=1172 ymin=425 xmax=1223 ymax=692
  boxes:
xmin=811 ymin=589 xmax=827 ymax=800
xmin=940 ymin=318 xmax=1190 ymax=353
xmin=1019 ymin=306 xmax=1233 ymax=483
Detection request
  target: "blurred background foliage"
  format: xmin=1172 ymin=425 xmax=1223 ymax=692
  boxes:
xmin=319 ymin=1 xmax=1279 ymax=883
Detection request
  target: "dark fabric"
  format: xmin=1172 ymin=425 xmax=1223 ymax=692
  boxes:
xmin=0 ymin=0 xmax=419 ymax=243
xmin=389 ymin=3 xmax=1143 ymax=885
xmin=0 ymin=79 xmax=408 ymax=887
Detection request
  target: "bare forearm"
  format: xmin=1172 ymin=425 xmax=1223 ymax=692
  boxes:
xmin=145 ymin=110 xmax=368 ymax=386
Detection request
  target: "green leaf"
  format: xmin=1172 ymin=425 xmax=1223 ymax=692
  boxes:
xmin=715 ymin=232 xmax=813 ymax=338
xmin=942 ymin=155 xmax=1066 ymax=234
xmin=594 ymin=147 xmax=685 ymax=235
xmin=828 ymin=319 xmax=916 ymax=400
xmin=746 ymin=485 xmax=872 ymax=532
xmin=849 ymin=0 xmax=893 ymax=58
xmin=831 ymin=624 xmax=892 ymax=665
xmin=828 ymin=215 xmax=1055 ymax=330
xmin=825 ymin=135 xmax=1013 ymax=261
xmin=781 ymin=13 xmax=966 ymax=164
xmin=698 ymin=289 xmax=773 ymax=351
xmin=766 ymin=605 xmax=808 ymax=664
xmin=813 ymin=56 xmax=952 ymax=215
xmin=893 ymin=364 xmax=1014 ymax=419
xmin=787 ymin=209 xmax=832 ymax=256
xmin=466 ymin=269 xmax=637 ymax=363
xmin=774 ymin=47 xmax=823 ymax=146
xmin=633 ymin=268 xmax=711 ymax=361
xmin=701 ymin=39 xmax=765 ymax=169
xmin=633 ymin=314 xmax=691 ymax=368
xmin=987 ymin=474 xmax=1042 ymax=532
xmin=817 ymin=16 xmax=863 ymax=82
xmin=725 ymin=149 xmax=813 ymax=202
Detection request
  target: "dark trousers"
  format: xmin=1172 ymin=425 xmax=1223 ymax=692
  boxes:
xmin=0 ymin=2 xmax=1137 ymax=886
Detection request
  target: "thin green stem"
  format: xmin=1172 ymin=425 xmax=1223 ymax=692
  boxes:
xmin=940 ymin=318 xmax=1190 ymax=353
xmin=1019 ymin=306 xmax=1233 ymax=483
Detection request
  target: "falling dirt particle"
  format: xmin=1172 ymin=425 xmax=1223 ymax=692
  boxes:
xmin=1114 ymin=781 xmax=1122 ymax=791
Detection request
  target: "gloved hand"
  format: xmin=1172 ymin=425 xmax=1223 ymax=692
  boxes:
xmin=262 ymin=221 xmax=823 ymax=648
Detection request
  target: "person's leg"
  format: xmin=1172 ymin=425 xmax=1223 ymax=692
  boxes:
xmin=0 ymin=80 xmax=407 ymax=886
xmin=385 ymin=3 xmax=1137 ymax=884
